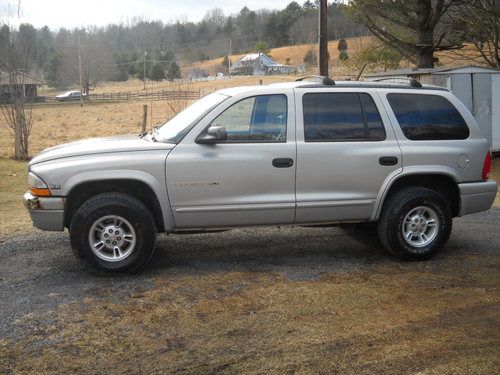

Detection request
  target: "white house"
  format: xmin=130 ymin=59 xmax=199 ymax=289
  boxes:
xmin=230 ymin=53 xmax=295 ymax=76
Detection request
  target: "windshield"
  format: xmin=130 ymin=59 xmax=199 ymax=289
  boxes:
xmin=156 ymin=92 xmax=229 ymax=143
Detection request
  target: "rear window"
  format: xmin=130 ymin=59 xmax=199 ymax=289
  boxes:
xmin=387 ymin=93 xmax=470 ymax=140
xmin=303 ymin=93 xmax=386 ymax=142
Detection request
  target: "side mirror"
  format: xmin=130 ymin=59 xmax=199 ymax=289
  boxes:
xmin=196 ymin=125 xmax=228 ymax=144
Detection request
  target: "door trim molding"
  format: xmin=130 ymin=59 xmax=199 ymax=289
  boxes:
xmin=175 ymin=202 xmax=295 ymax=213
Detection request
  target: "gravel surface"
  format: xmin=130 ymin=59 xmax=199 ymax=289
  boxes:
xmin=1 ymin=209 xmax=499 ymax=343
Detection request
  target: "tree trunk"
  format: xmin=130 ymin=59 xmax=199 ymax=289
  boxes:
xmin=416 ymin=0 xmax=435 ymax=69
xmin=14 ymin=103 xmax=22 ymax=160
xmin=416 ymin=49 xmax=435 ymax=69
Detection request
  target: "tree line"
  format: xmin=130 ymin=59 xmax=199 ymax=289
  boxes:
xmin=0 ymin=1 xmax=370 ymax=91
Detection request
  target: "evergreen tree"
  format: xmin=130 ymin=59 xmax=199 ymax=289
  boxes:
xmin=150 ymin=62 xmax=166 ymax=81
xmin=166 ymin=62 xmax=181 ymax=81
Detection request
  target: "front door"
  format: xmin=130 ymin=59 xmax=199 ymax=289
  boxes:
xmin=294 ymin=89 xmax=403 ymax=223
xmin=166 ymin=92 xmax=296 ymax=229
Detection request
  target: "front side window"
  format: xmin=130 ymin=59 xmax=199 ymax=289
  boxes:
xmin=210 ymin=94 xmax=287 ymax=142
xmin=303 ymin=93 xmax=386 ymax=142
xmin=387 ymin=93 xmax=470 ymax=140
xmin=156 ymin=92 xmax=229 ymax=143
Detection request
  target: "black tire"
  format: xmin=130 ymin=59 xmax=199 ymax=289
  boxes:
xmin=377 ymin=187 xmax=452 ymax=260
xmin=70 ymin=192 xmax=157 ymax=275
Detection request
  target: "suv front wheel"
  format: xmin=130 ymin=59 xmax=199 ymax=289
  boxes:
xmin=70 ymin=192 xmax=157 ymax=275
xmin=377 ymin=187 xmax=452 ymax=260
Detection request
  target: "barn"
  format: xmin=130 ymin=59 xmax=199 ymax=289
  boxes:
xmin=0 ymin=71 xmax=43 ymax=103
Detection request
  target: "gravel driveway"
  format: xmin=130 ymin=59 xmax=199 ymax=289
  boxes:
xmin=1 ymin=210 xmax=499 ymax=374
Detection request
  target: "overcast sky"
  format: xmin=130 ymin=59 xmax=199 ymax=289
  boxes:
xmin=0 ymin=0 xmax=296 ymax=29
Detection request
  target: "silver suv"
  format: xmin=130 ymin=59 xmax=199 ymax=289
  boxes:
xmin=24 ymin=78 xmax=497 ymax=274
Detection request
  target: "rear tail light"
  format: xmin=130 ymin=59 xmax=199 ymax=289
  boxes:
xmin=482 ymin=152 xmax=492 ymax=180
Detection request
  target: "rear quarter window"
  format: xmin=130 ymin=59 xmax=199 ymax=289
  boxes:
xmin=387 ymin=93 xmax=470 ymax=140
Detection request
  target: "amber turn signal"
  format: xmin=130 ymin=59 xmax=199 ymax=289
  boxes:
xmin=30 ymin=188 xmax=52 ymax=197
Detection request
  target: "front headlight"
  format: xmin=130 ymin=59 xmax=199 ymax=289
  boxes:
xmin=28 ymin=172 xmax=51 ymax=197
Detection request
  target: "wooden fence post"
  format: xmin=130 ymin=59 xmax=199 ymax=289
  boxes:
xmin=142 ymin=104 xmax=148 ymax=133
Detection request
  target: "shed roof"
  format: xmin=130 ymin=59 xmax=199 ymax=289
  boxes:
xmin=0 ymin=71 xmax=44 ymax=86
xmin=365 ymin=65 xmax=500 ymax=78
xmin=432 ymin=65 xmax=500 ymax=75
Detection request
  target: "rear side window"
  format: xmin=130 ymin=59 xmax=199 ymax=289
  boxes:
xmin=387 ymin=93 xmax=470 ymax=140
xmin=303 ymin=93 xmax=386 ymax=142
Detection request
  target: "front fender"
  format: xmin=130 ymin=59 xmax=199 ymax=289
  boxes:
xmin=30 ymin=151 xmax=175 ymax=231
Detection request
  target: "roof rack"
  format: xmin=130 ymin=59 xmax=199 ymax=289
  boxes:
xmin=371 ymin=77 xmax=423 ymax=88
xmin=295 ymin=75 xmax=336 ymax=85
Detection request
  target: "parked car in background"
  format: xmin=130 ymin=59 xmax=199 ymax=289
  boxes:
xmin=55 ymin=90 xmax=88 ymax=102
xmin=24 ymin=77 xmax=497 ymax=274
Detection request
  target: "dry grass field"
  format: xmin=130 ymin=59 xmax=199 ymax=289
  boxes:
xmin=2 ymin=255 xmax=499 ymax=374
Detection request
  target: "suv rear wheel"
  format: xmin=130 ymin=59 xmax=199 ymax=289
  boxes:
xmin=70 ymin=192 xmax=157 ymax=275
xmin=377 ymin=187 xmax=452 ymax=260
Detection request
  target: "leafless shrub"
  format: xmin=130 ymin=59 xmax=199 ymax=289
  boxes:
xmin=0 ymin=2 xmax=36 ymax=160
xmin=0 ymin=72 xmax=34 ymax=160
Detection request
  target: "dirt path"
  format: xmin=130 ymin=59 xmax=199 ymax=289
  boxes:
xmin=1 ymin=210 xmax=499 ymax=374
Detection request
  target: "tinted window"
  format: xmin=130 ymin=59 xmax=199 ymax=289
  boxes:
xmin=387 ymin=94 xmax=470 ymax=140
xmin=303 ymin=93 xmax=385 ymax=142
xmin=210 ymin=95 xmax=287 ymax=142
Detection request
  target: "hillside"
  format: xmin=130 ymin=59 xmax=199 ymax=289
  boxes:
xmin=189 ymin=36 xmax=376 ymax=77
xmin=189 ymin=36 xmax=489 ymax=78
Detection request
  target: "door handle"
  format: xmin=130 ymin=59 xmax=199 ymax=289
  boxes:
xmin=272 ymin=158 xmax=294 ymax=168
xmin=379 ymin=156 xmax=398 ymax=166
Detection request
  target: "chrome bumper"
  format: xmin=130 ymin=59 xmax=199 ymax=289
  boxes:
xmin=458 ymin=181 xmax=498 ymax=216
xmin=23 ymin=192 xmax=65 ymax=231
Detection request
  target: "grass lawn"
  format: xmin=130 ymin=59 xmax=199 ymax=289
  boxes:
xmin=0 ymin=158 xmax=29 ymax=241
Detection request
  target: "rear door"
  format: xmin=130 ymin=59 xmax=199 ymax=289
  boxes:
xmin=294 ymin=88 xmax=402 ymax=223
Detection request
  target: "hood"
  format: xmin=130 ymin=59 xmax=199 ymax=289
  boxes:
xmin=30 ymin=135 xmax=175 ymax=165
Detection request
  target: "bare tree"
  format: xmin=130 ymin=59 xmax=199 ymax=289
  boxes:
xmin=57 ymin=29 xmax=115 ymax=93
xmin=349 ymin=0 xmax=468 ymax=68
xmin=0 ymin=3 xmax=34 ymax=160
xmin=453 ymin=0 xmax=500 ymax=68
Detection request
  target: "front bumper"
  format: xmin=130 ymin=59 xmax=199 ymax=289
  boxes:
xmin=23 ymin=192 xmax=65 ymax=231
xmin=458 ymin=180 xmax=498 ymax=216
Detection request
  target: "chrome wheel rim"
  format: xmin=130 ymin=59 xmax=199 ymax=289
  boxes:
xmin=88 ymin=215 xmax=136 ymax=262
xmin=402 ymin=206 xmax=439 ymax=248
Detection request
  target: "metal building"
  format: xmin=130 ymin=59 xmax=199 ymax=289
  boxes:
xmin=366 ymin=66 xmax=500 ymax=152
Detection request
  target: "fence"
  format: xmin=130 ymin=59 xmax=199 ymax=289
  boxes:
xmin=0 ymin=89 xmax=201 ymax=105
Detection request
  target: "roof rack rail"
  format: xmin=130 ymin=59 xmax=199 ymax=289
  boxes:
xmin=295 ymin=75 xmax=335 ymax=85
xmin=371 ymin=77 xmax=422 ymax=88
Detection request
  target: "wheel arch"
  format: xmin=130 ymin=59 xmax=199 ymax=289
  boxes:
xmin=373 ymin=169 xmax=461 ymax=221
xmin=63 ymin=171 xmax=173 ymax=232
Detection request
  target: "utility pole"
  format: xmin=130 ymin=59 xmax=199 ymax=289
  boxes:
xmin=318 ymin=0 xmax=329 ymax=77
xmin=143 ymin=50 xmax=147 ymax=90
xmin=78 ymin=31 xmax=84 ymax=107
xmin=228 ymin=39 xmax=232 ymax=77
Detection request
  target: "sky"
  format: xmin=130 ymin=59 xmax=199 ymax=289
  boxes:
xmin=0 ymin=0 xmax=296 ymax=29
